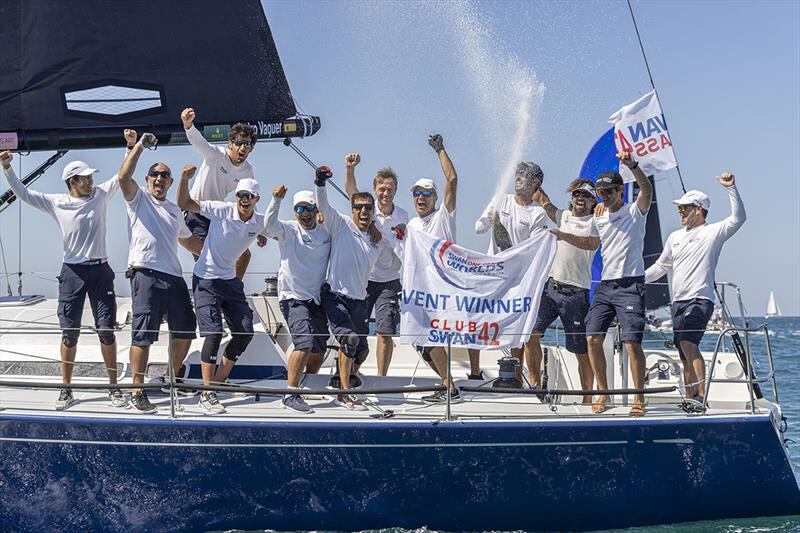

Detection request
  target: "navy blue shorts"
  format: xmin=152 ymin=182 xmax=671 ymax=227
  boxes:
xmin=57 ymin=261 xmax=116 ymax=338
xmin=184 ymin=211 xmax=210 ymax=240
xmin=192 ymin=276 xmax=254 ymax=337
xmin=415 ymin=345 xmax=435 ymax=363
xmin=131 ymin=269 xmax=197 ymax=347
xmin=367 ymin=279 xmax=401 ymax=335
xmin=532 ymin=279 xmax=590 ymax=354
xmin=321 ymin=284 xmax=369 ymax=363
xmin=672 ymin=298 xmax=714 ymax=347
xmin=584 ymin=276 xmax=646 ymax=343
xmin=280 ymin=298 xmax=330 ymax=353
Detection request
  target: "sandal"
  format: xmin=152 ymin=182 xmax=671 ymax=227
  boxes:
xmin=591 ymin=396 xmax=609 ymax=414
xmin=629 ymin=402 xmax=646 ymax=417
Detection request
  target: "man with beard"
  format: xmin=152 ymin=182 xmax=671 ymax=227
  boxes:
xmin=178 ymin=174 xmax=266 ymax=415
xmin=343 ymin=154 xmax=409 ymax=376
xmin=1 ymin=140 xmax=128 ymax=411
xmin=264 ymin=185 xmax=331 ymax=413
xmin=406 ymin=134 xmax=461 ymax=403
xmin=645 ymin=173 xmax=745 ymax=404
xmin=471 ymin=162 xmax=550 ymax=381
xmin=315 ymin=165 xmax=401 ymax=410
xmin=180 ymin=108 xmax=265 ymax=279
xmin=528 ymin=179 xmax=600 ymax=403
xmin=116 ymin=132 xmax=198 ymax=413
xmin=557 ymin=151 xmax=652 ymax=416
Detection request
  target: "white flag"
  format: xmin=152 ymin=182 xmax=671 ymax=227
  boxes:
xmin=400 ymin=227 xmax=556 ymax=350
xmin=609 ymin=90 xmax=677 ymax=182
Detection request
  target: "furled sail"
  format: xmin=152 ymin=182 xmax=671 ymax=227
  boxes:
xmin=0 ymin=0 xmax=320 ymax=152
xmin=579 ymin=126 xmax=671 ymax=310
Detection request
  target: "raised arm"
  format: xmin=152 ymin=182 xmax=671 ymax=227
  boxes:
xmin=314 ymin=165 xmax=346 ymax=234
xmin=176 ymin=164 xmax=201 ymax=213
xmin=716 ymin=173 xmax=746 ymax=240
xmin=533 ymin=187 xmax=559 ymax=223
xmin=0 ymin=150 xmax=54 ymax=214
xmin=550 ymin=228 xmax=600 ymax=251
xmin=429 ymin=134 xmax=457 ymax=213
xmin=118 ymin=131 xmax=157 ymax=201
xmin=264 ymin=185 xmax=288 ymax=240
xmin=343 ymin=153 xmax=360 ymax=199
xmin=181 ymin=107 xmax=218 ymax=162
xmin=618 ymin=151 xmax=652 ymax=215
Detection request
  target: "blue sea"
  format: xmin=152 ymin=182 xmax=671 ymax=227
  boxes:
xmin=238 ymin=316 xmax=800 ymax=533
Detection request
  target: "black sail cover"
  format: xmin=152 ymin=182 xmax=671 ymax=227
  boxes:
xmin=0 ymin=0 xmax=320 ymax=151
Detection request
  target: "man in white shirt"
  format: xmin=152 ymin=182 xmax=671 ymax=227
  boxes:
xmin=264 ymin=185 xmax=332 ymax=413
xmin=470 ymin=161 xmax=550 ymax=381
xmin=178 ymin=174 xmax=267 ymax=415
xmin=343 ymin=155 xmax=409 ymax=376
xmin=116 ymin=132 xmax=199 ymax=413
xmin=315 ymin=165 xmax=399 ymax=410
xmin=1 ymin=145 xmax=126 ymax=411
xmin=180 ymin=107 xmax=264 ymax=279
xmin=528 ymin=179 xmax=599 ymax=403
xmin=555 ymin=152 xmax=652 ymax=416
xmin=405 ymin=134 xmax=461 ymax=403
xmin=645 ymin=173 xmax=745 ymax=402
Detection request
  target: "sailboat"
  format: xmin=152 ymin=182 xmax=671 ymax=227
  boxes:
xmin=766 ymin=290 xmax=782 ymax=318
xmin=0 ymin=1 xmax=799 ymax=531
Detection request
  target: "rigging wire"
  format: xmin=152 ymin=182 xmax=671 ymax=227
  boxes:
xmin=17 ymin=153 xmax=23 ymax=295
xmin=284 ymin=139 xmax=350 ymax=200
xmin=626 ymin=0 xmax=687 ymax=194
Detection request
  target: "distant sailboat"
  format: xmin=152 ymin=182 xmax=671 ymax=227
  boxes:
xmin=766 ymin=290 xmax=782 ymax=318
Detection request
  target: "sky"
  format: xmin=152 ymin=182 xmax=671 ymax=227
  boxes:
xmin=1 ymin=0 xmax=798 ymax=315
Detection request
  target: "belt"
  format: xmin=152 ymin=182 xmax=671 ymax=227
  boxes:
xmin=550 ymin=278 xmax=586 ymax=293
xmin=75 ymin=259 xmax=106 ymax=266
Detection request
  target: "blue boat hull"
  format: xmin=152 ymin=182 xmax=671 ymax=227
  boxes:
xmin=1 ymin=413 xmax=798 ymax=531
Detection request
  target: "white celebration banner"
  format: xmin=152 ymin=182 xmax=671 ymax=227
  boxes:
xmin=400 ymin=227 xmax=556 ymax=350
xmin=609 ymin=90 xmax=677 ymax=182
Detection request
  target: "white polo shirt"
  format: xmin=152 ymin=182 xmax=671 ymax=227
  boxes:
xmin=550 ymin=210 xmax=599 ymax=289
xmin=194 ymin=201 xmax=266 ymax=280
xmin=126 ymin=187 xmax=191 ymax=277
xmin=475 ymin=194 xmax=549 ymax=254
xmin=316 ymin=186 xmax=390 ymax=300
xmin=592 ymin=202 xmax=648 ymax=280
xmin=407 ymin=205 xmax=456 ymax=242
xmin=186 ymin=125 xmax=254 ymax=201
xmin=264 ymin=196 xmax=331 ymax=304
xmin=370 ymin=204 xmax=409 ymax=282
xmin=3 ymin=166 xmax=118 ymax=264
xmin=646 ymin=186 xmax=746 ymax=302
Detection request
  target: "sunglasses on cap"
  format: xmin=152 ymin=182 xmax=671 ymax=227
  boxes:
xmin=412 ymin=190 xmax=433 ymax=198
xmin=352 ymin=203 xmax=374 ymax=211
xmin=676 ymin=204 xmax=697 ymax=215
xmin=236 ymin=191 xmax=256 ymax=200
xmin=231 ymin=139 xmax=254 ymax=148
xmin=294 ymin=204 xmax=317 ymax=214
xmin=148 ymin=170 xmax=171 ymax=179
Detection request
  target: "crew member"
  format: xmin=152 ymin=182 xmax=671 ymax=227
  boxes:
xmin=406 ymin=134 xmax=461 ymax=403
xmin=116 ymin=131 xmax=198 ymax=414
xmin=529 ymin=179 xmax=599 ymax=403
xmin=343 ymin=154 xmax=409 ymax=376
xmin=264 ymin=185 xmax=331 ymax=413
xmin=315 ymin=165 xmax=399 ymax=411
xmin=178 ymin=173 xmax=266 ymax=415
xmin=471 ymin=161 xmax=550 ymax=381
xmin=180 ymin=107 xmax=265 ymax=279
xmin=645 ymin=173 xmax=745 ymax=403
xmin=1 ymin=143 xmax=128 ymax=411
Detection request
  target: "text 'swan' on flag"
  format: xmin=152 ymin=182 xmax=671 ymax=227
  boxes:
xmin=609 ymin=90 xmax=677 ymax=182
xmin=400 ymin=228 xmax=556 ymax=350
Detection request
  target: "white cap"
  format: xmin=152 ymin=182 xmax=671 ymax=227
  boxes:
xmin=410 ymin=178 xmax=437 ymax=192
xmin=571 ymin=182 xmax=596 ymax=193
xmin=62 ymin=161 xmax=98 ymax=181
xmin=672 ymin=189 xmax=710 ymax=210
xmin=293 ymin=190 xmax=316 ymax=206
xmin=235 ymin=178 xmax=261 ymax=197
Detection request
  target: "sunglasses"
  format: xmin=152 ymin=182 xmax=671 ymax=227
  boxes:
xmin=677 ymin=204 xmax=696 ymax=215
xmin=148 ymin=170 xmax=171 ymax=179
xmin=236 ymin=191 xmax=256 ymax=200
xmin=294 ymin=204 xmax=317 ymax=214
xmin=596 ymin=187 xmax=619 ymax=196
xmin=572 ymin=191 xmax=595 ymax=199
xmin=231 ymin=139 xmax=254 ymax=148
xmin=352 ymin=203 xmax=374 ymax=211
xmin=412 ymin=190 xmax=434 ymax=198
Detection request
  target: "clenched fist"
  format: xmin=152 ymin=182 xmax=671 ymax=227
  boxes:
xmin=181 ymin=164 xmax=197 ymax=180
xmin=181 ymin=108 xmax=196 ymax=130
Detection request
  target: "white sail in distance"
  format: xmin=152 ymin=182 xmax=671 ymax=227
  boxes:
xmin=766 ymin=290 xmax=782 ymax=318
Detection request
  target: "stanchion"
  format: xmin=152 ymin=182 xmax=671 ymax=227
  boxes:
xmin=446 ymin=333 xmax=452 ymax=421
xmin=167 ymin=333 xmax=176 ymax=419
